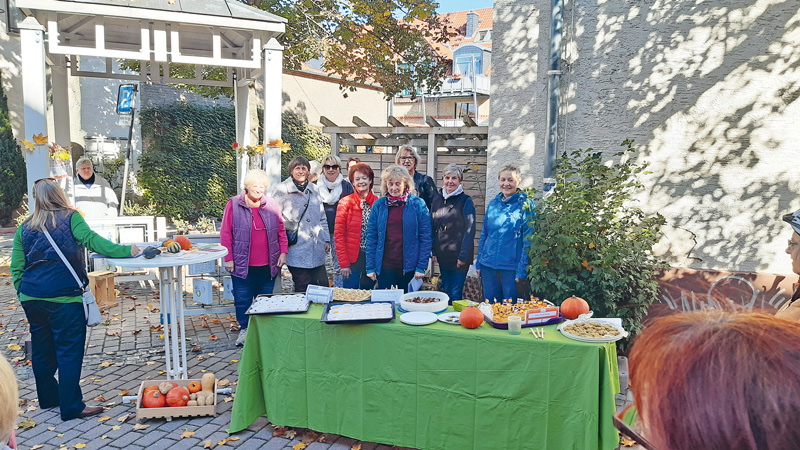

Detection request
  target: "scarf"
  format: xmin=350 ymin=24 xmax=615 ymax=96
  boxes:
xmin=385 ymin=190 xmax=409 ymax=207
xmin=78 ymin=173 xmax=95 ymax=188
xmin=292 ymin=178 xmax=309 ymax=193
xmin=442 ymin=184 xmax=464 ymax=200
xmin=319 ymin=174 xmax=344 ymax=205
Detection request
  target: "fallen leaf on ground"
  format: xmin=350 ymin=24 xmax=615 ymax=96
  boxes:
xmin=285 ymin=429 xmax=297 ymax=439
xmin=317 ymin=435 xmax=326 ymax=442
xmin=180 ymin=430 xmax=195 ymax=439
xmin=621 ymin=437 xmax=637 ymax=447
xmin=217 ymin=379 xmax=231 ymax=387
xmin=203 ymin=441 xmax=214 ymax=449
xmin=272 ymin=426 xmax=286 ymax=437
xmin=26 ymin=405 xmax=37 ymax=412
xmin=208 ymin=335 xmax=218 ymax=341
xmin=99 ymin=361 xmax=114 ymax=368
xmin=7 ymin=344 xmax=21 ymax=351
xmin=217 ymin=437 xmax=240 ymax=446
xmin=106 ymin=402 xmax=116 ymax=406
xmin=117 ymin=413 xmax=132 ymax=422
xmin=47 ymin=427 xmax=56 ymax=431
xmin=197 ymin=356 xmax=204 ymax=361
xmin=223 ymin=397 xmax=233 ymax=403
xmin=101 ymin=436 xmax=108 ymax=440
xmin=119 ymin=390 xmax=130 ymax=396
xmin=133 ymin=423 xmax=149 ymax=430
xmin=17 ymin=417 xmax=35 ymax=430
xmin=350 ymin=445 xmax=361 ymax=450
xmin=192 ymin=347 xmax=202 ymax=352
xmin=208 ymin=353 xmax=215 ymax=357
xmin=301 ymin=431 xmax=319 ymax=443
xmin=97 ymin=416 xmax=111 ymax=422
xmin=292 ymin=444 xmax=307 ymax=450
xmin=74 ymin=443 xmax=87 ymax=448
xmin=93 ymin=395 xmax=106 ymax=402
xmin=146 ymin=361 xmax=155 ymax=365
xmin=111 ymin=425 xmax=121 ymax=430
xmin=31 ymin=445 xmax=44 ymax=450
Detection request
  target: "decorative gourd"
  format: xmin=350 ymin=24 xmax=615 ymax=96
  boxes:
xmin=166 ymin=387 xmax=190 ymax=407
xmin=175 ymin=235 xmax=192 ymax=250
xmin=165 ymin=241 xmax=182 ymax=253
xmin=143 ymin=385 xmax=159 ymax=396
xmin=459 ymin=307 xmax=484 ymax=329
xmin=187 ymin=381 xmax=202 ymax=393
xmin=561 ymin=296 xmax=590 ymax=320
xmin=142 ymin=390 xmax=165 ymax=408
xmin=201 ymin=373 xmax=215 ymax=392
xmin=158 ymin=381 xmax=178 ymax=395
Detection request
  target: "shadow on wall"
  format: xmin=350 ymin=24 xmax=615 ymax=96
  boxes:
xmin=282 ymin=91 xmax=309 ymax=124
xmin=562 ymin=0 xmax=800 ymax=273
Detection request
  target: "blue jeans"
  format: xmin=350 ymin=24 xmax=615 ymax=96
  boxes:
xmin=440 ymin=267 xmax=468 ymax=303
xmin=231 ymin=265 xmax=276 ymax=329
xmin=480 ymin=266 xmax=517 ymax=302
xmin=21 ymin=300 xmax=87 ymax=420
xmin=342 ymin=250 xmax=375 ymax=289
xmin=377 ymin=267 xmax=415 ymax=293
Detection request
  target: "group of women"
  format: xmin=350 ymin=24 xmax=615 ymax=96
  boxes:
xmin=219 ymin=145 xmax=534 ymax=346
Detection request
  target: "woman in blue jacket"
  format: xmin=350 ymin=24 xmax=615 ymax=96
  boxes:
xmin=366 ymin=165 xmax=432 ymax=292
xmin=476 ymin=164 xmax=533 ymax=302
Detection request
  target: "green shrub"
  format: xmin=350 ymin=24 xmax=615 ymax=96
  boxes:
xmin=525 ymin=140 xmax=666 ymax=344
xmin=0 ymin=81 xmax=27 ymax=226
xmin=137 ymin=105 xmax=331 ymax=220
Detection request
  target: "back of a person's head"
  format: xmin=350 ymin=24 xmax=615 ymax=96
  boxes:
xmin=0 ymin=354 xmax=18 ymax=445
xmin=629 ymin=310 xmax=800 ymax=450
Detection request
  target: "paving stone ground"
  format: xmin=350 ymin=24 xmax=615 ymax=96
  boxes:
xmin=0 ymin=232 xmax=634 ymax=450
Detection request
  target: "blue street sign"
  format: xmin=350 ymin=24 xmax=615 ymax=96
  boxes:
xmin=117 ymin=84 xmax=135 ymax=115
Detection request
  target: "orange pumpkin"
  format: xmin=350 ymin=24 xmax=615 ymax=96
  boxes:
xmin=187 ymin=381 xmax=202 ymax=393
xmin=460 ymin=307 xmax=484 ymax=329
xmin=143 ymin=385 xmax=159 ymax=395
xmin=166 ymin=387 xmax=190 ymax=407
xmin=561 ymin=296 xmax=590 ymax=319
xmin=142 ymin=390 xmax=165 ymax=408
xmin=175 ymin=236 xmax=192 ymax=250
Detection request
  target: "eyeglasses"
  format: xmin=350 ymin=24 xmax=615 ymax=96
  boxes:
xmin=323 ymin=164 xmax=339 ymax=170
xmin=399 ymin=156 xmax=415 ymax=162
xmin=613 ymin=404 xmax=657 ymax=450
xmin=788 ymin=240 xmax=799 ymax=248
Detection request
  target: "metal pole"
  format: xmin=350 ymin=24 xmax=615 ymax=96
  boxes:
xmin=119 ymin=85 xmax=138 ymax=215
xmin=544 ymin=0 xmax=564 ymax=182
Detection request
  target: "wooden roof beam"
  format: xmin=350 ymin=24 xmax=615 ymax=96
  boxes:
xmin=352 ymin=116 xmax=384 ymax=139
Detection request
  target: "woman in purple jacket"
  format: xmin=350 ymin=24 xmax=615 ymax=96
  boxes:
xmin=220 ymin=169 xmax=288 ymax=346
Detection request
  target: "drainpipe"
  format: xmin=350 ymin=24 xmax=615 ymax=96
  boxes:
xmin=543 ymin=0 xmax=564 ymax=192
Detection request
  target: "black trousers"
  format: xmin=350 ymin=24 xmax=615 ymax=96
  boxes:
xmin=287 ymin=264 xmax=328 ymax=293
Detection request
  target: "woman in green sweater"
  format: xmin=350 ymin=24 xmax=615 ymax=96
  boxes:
xmin=11 ymin=178 xmax=138 ymax=421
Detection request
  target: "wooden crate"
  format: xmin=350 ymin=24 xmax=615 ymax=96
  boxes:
xmin=87 ymin=271 xmax=116 ymax=309
xmin=136 ymin=379 xmax=217 ymax=421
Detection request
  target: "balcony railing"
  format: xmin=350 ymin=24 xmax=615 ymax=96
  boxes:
xmin=397 ymin=74 xmax=491 ymax=98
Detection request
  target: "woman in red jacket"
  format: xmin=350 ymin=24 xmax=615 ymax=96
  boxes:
xmin=335 ymin=163 xmax=378 ymax=289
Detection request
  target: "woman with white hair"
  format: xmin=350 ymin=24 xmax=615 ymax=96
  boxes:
xmin=365 ymin=165 xmax=432 ymax=291
xmin=10 ymin=179 xmax=138 ymax=420
xmin=476 ymin=164 xmax=534 ymax=302
xmin=395 ymin=145 xmax=437 ymax=210
xmin=0 ymin=354 xmax=18 ymax=450
xmin=317 ymin=155 xmax=354 ymax=286
xmin=73 ymin=157 xmax=119 ymax=218
xmin=220 ymin=169 xmax=288 ymax=346
xmin=431 ymin=163 xmax=476 ymax=301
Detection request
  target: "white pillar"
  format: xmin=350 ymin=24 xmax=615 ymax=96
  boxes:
xmin=51 ymin=60 xmax=74 ymax=204
xmin=19 ymin=17 xmax=49 ymax=211
xmin=262 ymin=38 xmax=283 ymax=190
xmin=234 ymin=69 xmax=251 ymax=190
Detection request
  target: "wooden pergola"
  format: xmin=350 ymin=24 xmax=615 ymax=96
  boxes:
xmin=321 ymin=115 xmax=488 ymax=173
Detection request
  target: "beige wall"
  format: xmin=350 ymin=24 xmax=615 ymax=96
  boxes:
xmin=282 ymin=71 xmax=389 ymax=128
xmin=490 ymin=0 xmax=800 ymax=273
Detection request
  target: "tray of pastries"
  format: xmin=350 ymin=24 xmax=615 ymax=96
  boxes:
xmin=321 ymin=301 xmax=396 ymax=324
xmin=246 ymin=293 xmax=310 ymax=315
xmin=332 ymin=287 xmax=372 ymax=302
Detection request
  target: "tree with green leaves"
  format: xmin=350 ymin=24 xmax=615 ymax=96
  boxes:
xmin=525 ymin=140 xmax=666 ymax=344
xmin=0 ymin=79 xmax=27 ymax=226
xmin=121 ymin=0 xmax=452 ymax=99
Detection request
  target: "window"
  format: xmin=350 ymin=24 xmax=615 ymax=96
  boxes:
xmin=455 ymin=103 xmax=476 ymax=119
xmin=454 ymin=55 xmax=481 ymax=76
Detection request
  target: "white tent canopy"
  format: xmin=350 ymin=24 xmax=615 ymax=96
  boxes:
xmin=13 ymin=0 xmax=286 ymax=208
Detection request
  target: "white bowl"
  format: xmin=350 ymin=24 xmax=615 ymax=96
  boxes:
xmin=399 ymin=291 xmax=449 ymax=312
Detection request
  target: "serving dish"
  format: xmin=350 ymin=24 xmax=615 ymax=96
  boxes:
xmin=557 ymin=318 xmax=628 ymax=343
xmin=246 ymin=293 xmax=309 ymax=315
xmin=332 ymin=287 xmax=371 ymax=302
xmin=399 ymin=291 xmax=449 ymax=313
xmin=320 ymin=301 xmax=395 ymax=324
xmin=437 ymin=312 xmax=461 ymax=325
xmin=399 ymin=311 xmax=438 ymax=326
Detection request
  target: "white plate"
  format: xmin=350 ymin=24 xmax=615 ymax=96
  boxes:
xmin=399 ymin=311 xmax=438 ymax=326
xmin=557 ymin=318 xmax=629 ymax=343
xmin=437 ymin=312 xmax=461 ymax=325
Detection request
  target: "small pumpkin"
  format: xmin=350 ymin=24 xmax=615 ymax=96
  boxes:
xmin=187 ymin=381 xmax=202 ymax=394
xmin=175 ymin=235 xmax=192 ymax=250
xmin=142 ymin=390 xmax=165 ymax=408
xmin=143 ymin=385 xmax=159 ymax=395
xmin=165 ymin=241 xmax=182 ymax=253
xmin=561 ymin=296 xmax=590 ymax=320
xmin=459 ymin=307 xmax=484 ymax=329
xmin=166 ymin=387 xmax=190 ymax=407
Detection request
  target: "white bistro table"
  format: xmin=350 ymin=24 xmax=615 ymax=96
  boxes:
xmin=107 ymin=246 xmax=228 ymax=379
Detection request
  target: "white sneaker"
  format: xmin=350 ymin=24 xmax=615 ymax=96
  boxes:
xmin=235 ymin=328 xmax=247 ymax=347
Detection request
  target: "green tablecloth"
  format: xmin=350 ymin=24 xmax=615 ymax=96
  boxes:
xmin=229 ymin=305 xmax=620 ymax=450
